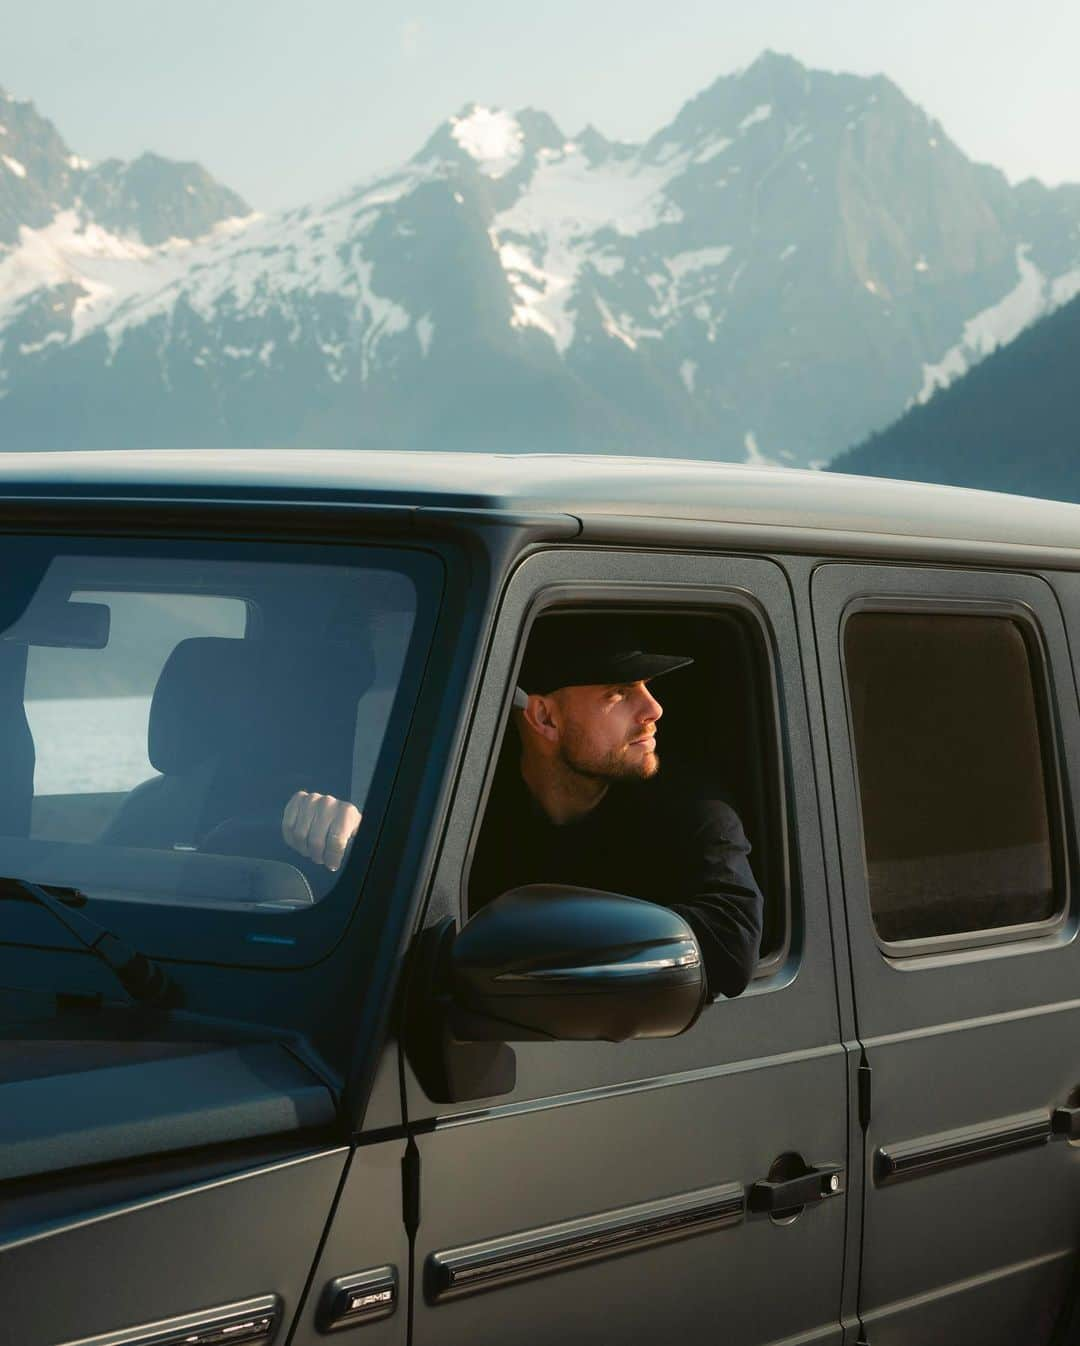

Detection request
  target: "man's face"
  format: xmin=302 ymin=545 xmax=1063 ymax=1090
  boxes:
xmin=551 ymin=679 xmax=664 ymax=781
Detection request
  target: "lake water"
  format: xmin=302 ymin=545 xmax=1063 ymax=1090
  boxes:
xmin=25 ymin=695 xmax=156 ymax=796
xmin=23 ymin=688 xmax=394 ymax=801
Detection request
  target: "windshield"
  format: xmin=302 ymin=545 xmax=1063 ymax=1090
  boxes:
xmin=0 ymin=538 xmax=438 ymax=964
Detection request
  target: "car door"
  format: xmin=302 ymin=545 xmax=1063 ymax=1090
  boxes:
xmin=812 ymin=562 xmax=1080 ymax=1345
xmin=402 ymin=547 xmax=850 ymax=1346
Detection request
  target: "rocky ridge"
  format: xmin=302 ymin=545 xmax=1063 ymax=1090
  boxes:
xmin=1 ymin=54 xmax=1078 ymax=462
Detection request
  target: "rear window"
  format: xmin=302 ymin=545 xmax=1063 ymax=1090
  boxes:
xmin=843 ymin=610 xmax=1061 ymax=944
xmin=0 ymin=537 xmax=439 ymax=966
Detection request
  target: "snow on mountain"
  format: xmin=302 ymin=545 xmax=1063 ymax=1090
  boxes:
xmin=0 ymin=87 xmax=249 ymax=249
xmin=0 ymin=162 xmax=435 ymax=403
xmin=491 ymin=134 xmax=686 ymax=350
xmin=80 ymin=171 xmax=420 ymax=360
xmin=916 ymin=244 xmax=1080 ymax=403
xmin=0 ymin=210 xmax=245 ymax=344
xmin=450 ymin=107 xmax=525 ymax=178
xmin=2 ymin=53 xmax=1080 ymax=466
xmin=738 ymin=104 xmax=773 ymax=132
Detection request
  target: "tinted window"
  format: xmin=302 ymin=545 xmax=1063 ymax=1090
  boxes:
xmin=0 ymin=540 xmax=435 ymax=965
xmin=844 ymin=611 xmax=1059 ymax=943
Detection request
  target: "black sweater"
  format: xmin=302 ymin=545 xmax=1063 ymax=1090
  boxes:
xmin=468 ymin=761 xmax=764 ymax=999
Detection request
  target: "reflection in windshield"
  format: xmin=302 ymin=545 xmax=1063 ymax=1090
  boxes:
xmin=0 ymin=545 xmax=419 ymax=916
xmin=26 ymin=695 xmax=157 ymax=796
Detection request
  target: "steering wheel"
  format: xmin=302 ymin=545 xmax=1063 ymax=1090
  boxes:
xmin=197 ymin=811 xmax=330 ymax=885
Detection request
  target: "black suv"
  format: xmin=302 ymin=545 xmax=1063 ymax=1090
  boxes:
xmin=2 ymin=450 xmax=1080 ymax=1346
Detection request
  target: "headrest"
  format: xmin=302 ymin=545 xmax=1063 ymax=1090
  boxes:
xmin=149 ymin=636 xmax=377 ymax=775
xmin=150 ymin=638 xmax=260 ymax=774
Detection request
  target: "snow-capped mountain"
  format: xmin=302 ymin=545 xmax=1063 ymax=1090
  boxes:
xmin=1 ymin=53 xmax=1079 ymax=463
xmin=0 ymin=86 xmax=248 ymax=247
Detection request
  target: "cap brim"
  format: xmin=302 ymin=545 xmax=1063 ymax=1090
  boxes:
xmin=519 ymin=649 xmax=695 ymax=694
xmin=604 ymin=651 xmax=694 ymax=683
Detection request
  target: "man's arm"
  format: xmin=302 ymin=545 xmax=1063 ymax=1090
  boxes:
xmin=667 ymin=798 xmax=764 ymax=999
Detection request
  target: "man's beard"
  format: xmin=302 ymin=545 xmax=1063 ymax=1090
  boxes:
xmin=558 ymin=727 xmax=661 ymax=783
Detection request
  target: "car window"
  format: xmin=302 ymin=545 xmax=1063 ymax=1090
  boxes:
xmin=466 ymin=606 xmax=786 ymax=968
xmin=0 ymin=539 xmax=438 ymax=966
xmin=843 ymin=610 xmax=1062 ymax=943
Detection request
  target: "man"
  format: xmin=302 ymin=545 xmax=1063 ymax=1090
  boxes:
xmin=468 ymin=618 xmax=764 ymax=1000
xmin=282 ymin=616 xmax=764 ymax=1001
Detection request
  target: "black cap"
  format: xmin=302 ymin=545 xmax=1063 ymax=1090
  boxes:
xmin=518 ymin=616 xmax=693 ymax=695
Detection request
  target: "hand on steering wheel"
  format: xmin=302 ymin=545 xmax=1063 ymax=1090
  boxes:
xmin=281 ymin=791 xmax=362 ymax=872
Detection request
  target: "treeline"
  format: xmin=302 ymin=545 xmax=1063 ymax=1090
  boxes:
xmin=832 ymin=290 xmax=1080 ymax=503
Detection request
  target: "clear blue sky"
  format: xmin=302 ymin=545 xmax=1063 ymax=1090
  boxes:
xmin=7 ymin=0 xmax=1079 ymax=211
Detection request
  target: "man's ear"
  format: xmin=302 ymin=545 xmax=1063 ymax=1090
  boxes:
xmin=521 ymin=691 xmax=559 ymax=743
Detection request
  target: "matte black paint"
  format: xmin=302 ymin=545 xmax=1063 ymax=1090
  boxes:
xmin=0 ymin=1041 xmax=334 ymax=1181
xmin=2 ymin=1150 xmax=347 ymax=1346
xmin=404 ymin=548 xmax=847 ymax=1346
xmin=813 ymin=562 xmax=1080 ymax=1345
xmin=3 ymin=453 xmax=1080 ymax=1346
xmin=448 ymin=886 xmax=705 ymax=1041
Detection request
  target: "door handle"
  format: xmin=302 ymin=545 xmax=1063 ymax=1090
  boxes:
xmin=748 ymin=1162 xmax=843 ymax=1214
xmin=1052 ymin=1105 xmax=1080 ymax=1140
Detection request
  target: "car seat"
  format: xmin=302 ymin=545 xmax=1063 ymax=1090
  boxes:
xmin=101 ymin=635 xmax=375 ymax=852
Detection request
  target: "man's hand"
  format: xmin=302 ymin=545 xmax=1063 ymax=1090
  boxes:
xmin=281 ymin=791 xmax=362 ymax=872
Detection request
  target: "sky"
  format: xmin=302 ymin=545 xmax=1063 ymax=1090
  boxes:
xmin=5 ymin=0 xmax=1079 ymax=212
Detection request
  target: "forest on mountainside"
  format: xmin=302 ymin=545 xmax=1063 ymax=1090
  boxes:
xmin=832 ymin=290 xmax=1080 ymax=501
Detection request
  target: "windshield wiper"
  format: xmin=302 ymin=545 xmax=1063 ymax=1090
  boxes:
xmin=0 ymin=876 xmax=181 ymax=1008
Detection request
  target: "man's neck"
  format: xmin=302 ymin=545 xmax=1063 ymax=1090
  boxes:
xmin=519 ymin=752 xmax=608 ymax=826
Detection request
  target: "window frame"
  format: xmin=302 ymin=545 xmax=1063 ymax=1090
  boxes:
xmin=838 ymin=593 xmax=1071 ymax=959
xmin=459 ymin=582 xmax=794 ymax=982
xmin=408 ymin=544 xmax=842 ymax=1128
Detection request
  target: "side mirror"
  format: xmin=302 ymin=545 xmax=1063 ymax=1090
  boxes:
xmin=449 ymin=885 xmax=706 ymax=1043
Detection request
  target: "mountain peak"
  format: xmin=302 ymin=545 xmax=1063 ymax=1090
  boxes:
xmin=414 ymin=104 xmax=524 ymax=178
xmin=79 ymin=152 xmax=250 ymax=243
xmin=3 ymin=63 xmax=1079 ymax=480
xmin=0 ymin=88 xmax=81 ymax=244
xmin=574 ymin=122 xmax=637 ymax=165
xmin=0 ymin=88 xmax=247 ymax=247
xmin=415 ymin=102 xmax=567 ymax=181
xmin=741 ymin=49 xmax=805 ymax=78
xmin=515 ymin=107 xmax=567 ymax=152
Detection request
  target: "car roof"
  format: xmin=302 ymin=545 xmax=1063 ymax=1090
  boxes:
xmin=1 ymin=448 xmax=1078 ymax=553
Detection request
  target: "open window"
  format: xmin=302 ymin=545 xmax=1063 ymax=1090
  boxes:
xmin=464 ymin=604 xmax=789 ymax=972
